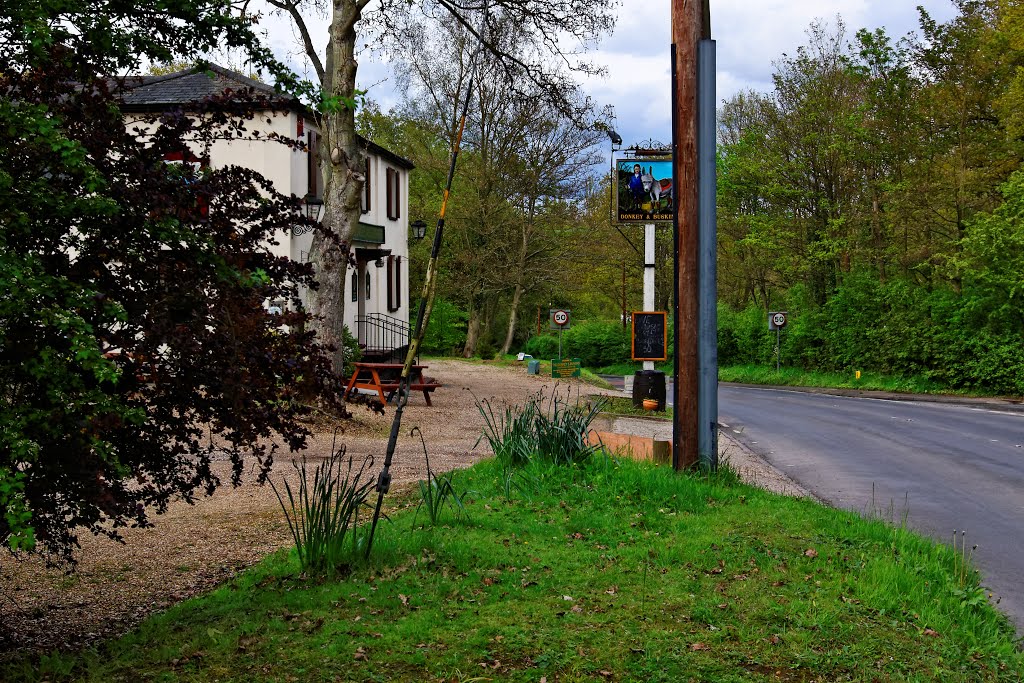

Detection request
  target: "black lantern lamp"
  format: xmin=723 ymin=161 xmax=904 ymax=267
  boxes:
xmin=411 ymin=219 xmax=428 ymax=240
xmin=304 ymin=195 xmax=324 ymax=222
xmin=292 ymin=195 xmax=323 ymax=236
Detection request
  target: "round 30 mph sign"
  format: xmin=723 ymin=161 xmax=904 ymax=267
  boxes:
xmin=553 ymin=310 xmax=569 ymax=327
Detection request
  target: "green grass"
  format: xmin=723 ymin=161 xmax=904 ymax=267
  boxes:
xmin=7 ymin=457 xmax=1020 ymax=682
xmin=595 ymin=395 xmax=674 ymax=420
xmin=719 ymin=364 xmax=960 ymax=395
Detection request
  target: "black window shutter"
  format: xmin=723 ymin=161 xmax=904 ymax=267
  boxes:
xmin=386 ymin=255 xmax=394 ymax=310
xmin=395 ymin=169 xmax=401 ymax=219
xmin=362 ymin=156 xmax=371 ymax=213
xmin=385 ymin=168 xmax=392 ymax=219
xmin=395 ymin=256 xmax=401 ymax=309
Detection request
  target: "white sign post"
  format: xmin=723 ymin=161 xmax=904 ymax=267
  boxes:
xmin=643 ymin=223 xmax=656 ymax=371
xmin=768 ymin=311 xmax=788 ymax=371
xmin=550 ymin=309 xmax=571 ymax=360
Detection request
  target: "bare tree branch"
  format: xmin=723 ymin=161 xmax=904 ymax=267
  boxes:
xmin=266 ymin=0 xmax=325 ymax=84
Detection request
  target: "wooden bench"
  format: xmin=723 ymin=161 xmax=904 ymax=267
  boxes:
xmin=343 ymin=362 xmax=442 ymax=406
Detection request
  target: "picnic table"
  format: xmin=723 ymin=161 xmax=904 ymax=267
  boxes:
xmin=343 ymin=362 xmax=442 ymax=406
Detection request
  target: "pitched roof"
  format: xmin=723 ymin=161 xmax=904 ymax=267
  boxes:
xmin=118 ymin=64 xmax=414 ymax=170
xmin=118 ymin=64 xmax=291 ymax=109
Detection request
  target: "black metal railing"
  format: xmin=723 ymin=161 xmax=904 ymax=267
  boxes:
xmin=355 ymin=313 xmax=412 ymax=364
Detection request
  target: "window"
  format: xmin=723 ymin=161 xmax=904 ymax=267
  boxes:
xmin=163 ymin=150 xmax=208 ymax=220
xmin=386 ymin=255 xmax=401 ymax=312
xmin=365 ymin=270 xmax=371 ymax=300
xmin=361 ymin=156 xmax=371 ymax=214
xmin=297 ymin=116 xmax=304 ymax=138
xmin=307 ymin=130 xmax=323 ymax=199
xmin=351 ymin=270 xmax=358 ymax=302
xmin=385 ymin=167 xmax=400 ymax=221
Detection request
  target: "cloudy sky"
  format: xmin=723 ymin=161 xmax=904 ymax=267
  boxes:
xmin=256 ymin=1 xmax=961 ymax=147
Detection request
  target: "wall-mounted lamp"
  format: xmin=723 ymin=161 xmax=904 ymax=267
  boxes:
xmin=292 ymin=195 xmax=324 ymax=236
xmin=304 ymin=194 xmax=324 ymax=222
xmin=411 ymin=219 xmax=428 ymax=240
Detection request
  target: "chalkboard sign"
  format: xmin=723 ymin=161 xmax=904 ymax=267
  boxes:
xmin=631 ymin=311 xmax=667 ymax=362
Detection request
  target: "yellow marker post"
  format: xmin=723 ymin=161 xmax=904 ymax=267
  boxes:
xmin=856 ymin=370 xmax=861 ymax=380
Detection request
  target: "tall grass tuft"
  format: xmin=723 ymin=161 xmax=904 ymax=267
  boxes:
xmin=412 ymin=427 xmax=469 ymax=526
xmin=477 ymin=386 xmax=608 ymax=470
xmin=477 ymin=394 xmax=538 ymax=467
xmin=270 ymin=431 xmax=375 ymax=575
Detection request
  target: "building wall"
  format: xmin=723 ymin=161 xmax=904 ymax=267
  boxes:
xmin=128 ymin=109 xmax=411 ymax=347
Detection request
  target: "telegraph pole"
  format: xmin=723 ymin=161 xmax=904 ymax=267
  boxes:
xmin=671 ymin=0 xmax=702 ymax=470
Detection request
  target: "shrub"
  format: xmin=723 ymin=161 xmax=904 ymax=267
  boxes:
xmin=563 ymin=320 xmax=630 ymax=367
xmin=523 ymin=334 xmax=559 ymax=359
xmin=417 ymin=298 xmax=468 ymax=356
xmin=342 ymin=326 xmax=362 ymax=378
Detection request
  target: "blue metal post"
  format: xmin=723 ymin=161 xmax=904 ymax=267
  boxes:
xmin=697 ymin=39 xmax=718 ymax=469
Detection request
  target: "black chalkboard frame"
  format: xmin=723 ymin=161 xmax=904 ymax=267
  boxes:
xmin=631 ymin=311 xmax=667 ymax=362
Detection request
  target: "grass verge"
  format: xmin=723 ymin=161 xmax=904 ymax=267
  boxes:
xmin=719 ymin=365 xmax=958 ymax=395
xmin=6 ymin=457 xmax=1020 ymax=682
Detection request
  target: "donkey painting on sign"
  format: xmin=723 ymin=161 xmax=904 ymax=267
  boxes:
xmin=616 ymin=157 xmax=674 ymax=222
xmin=642 ymin=165 xmax=672 ymax=214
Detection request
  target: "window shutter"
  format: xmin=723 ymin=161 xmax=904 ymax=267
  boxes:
xmin=385 ymin=168 xmax=394 ymax=220
xmin=307 ymin=131 xmax=319 ymax=198
xmin=395 ymin=169 xmax=401 ymax=220
xmin=394 ymin=256 xmax=401 ymax=310
xmin=362 ymin=156 xmax=371 ymax=214
xmin=386 ymin=256 xmax=402 ymax=311
xmin=386 ymin=256 xmax=394 ymax=310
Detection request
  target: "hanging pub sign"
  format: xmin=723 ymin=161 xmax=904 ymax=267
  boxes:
xmin=616 ymin=156 xmax=674 ymax=223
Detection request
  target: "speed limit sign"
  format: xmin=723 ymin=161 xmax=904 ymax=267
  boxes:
xmin=550 ymin=309 xmax=571 ymax=330
xmin=768 ymin=311 xmax=788 ymax=330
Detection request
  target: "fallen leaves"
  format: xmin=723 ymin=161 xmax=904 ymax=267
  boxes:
xmin=690 ymin=642 xmax=710 ymax=651
xmin=804 ymin=548 xmax=818 ymax=558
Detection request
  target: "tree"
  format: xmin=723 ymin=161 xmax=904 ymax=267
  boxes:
xmin=262 ymin=0 xmax=617 ymax=370
xmin=1 ymin=3 xmax=337 ymax=562
xmin=379 ymin=14 xmax=608 ymax=357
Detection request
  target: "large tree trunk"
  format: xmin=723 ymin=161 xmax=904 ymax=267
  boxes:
xmin=463 ymin=297 xmax=482 ymax=358
xmin=500 ymin=283 xmax=524 ymax=356
xmin=308 ymin=2 xmax=365 ymax=377
xmin=500 ymin=212 xmax=532 ymax=356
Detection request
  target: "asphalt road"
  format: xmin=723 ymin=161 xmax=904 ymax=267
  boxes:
xmin=718 ymin=385 xmax=1024 ymax=630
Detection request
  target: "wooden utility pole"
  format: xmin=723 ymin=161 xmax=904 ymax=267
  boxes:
xmin=671 ymin=0 xmax=703 ymax=470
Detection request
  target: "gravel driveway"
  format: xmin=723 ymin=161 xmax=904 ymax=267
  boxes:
xmin=0 ymin=359 xmax=803 ymax=656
